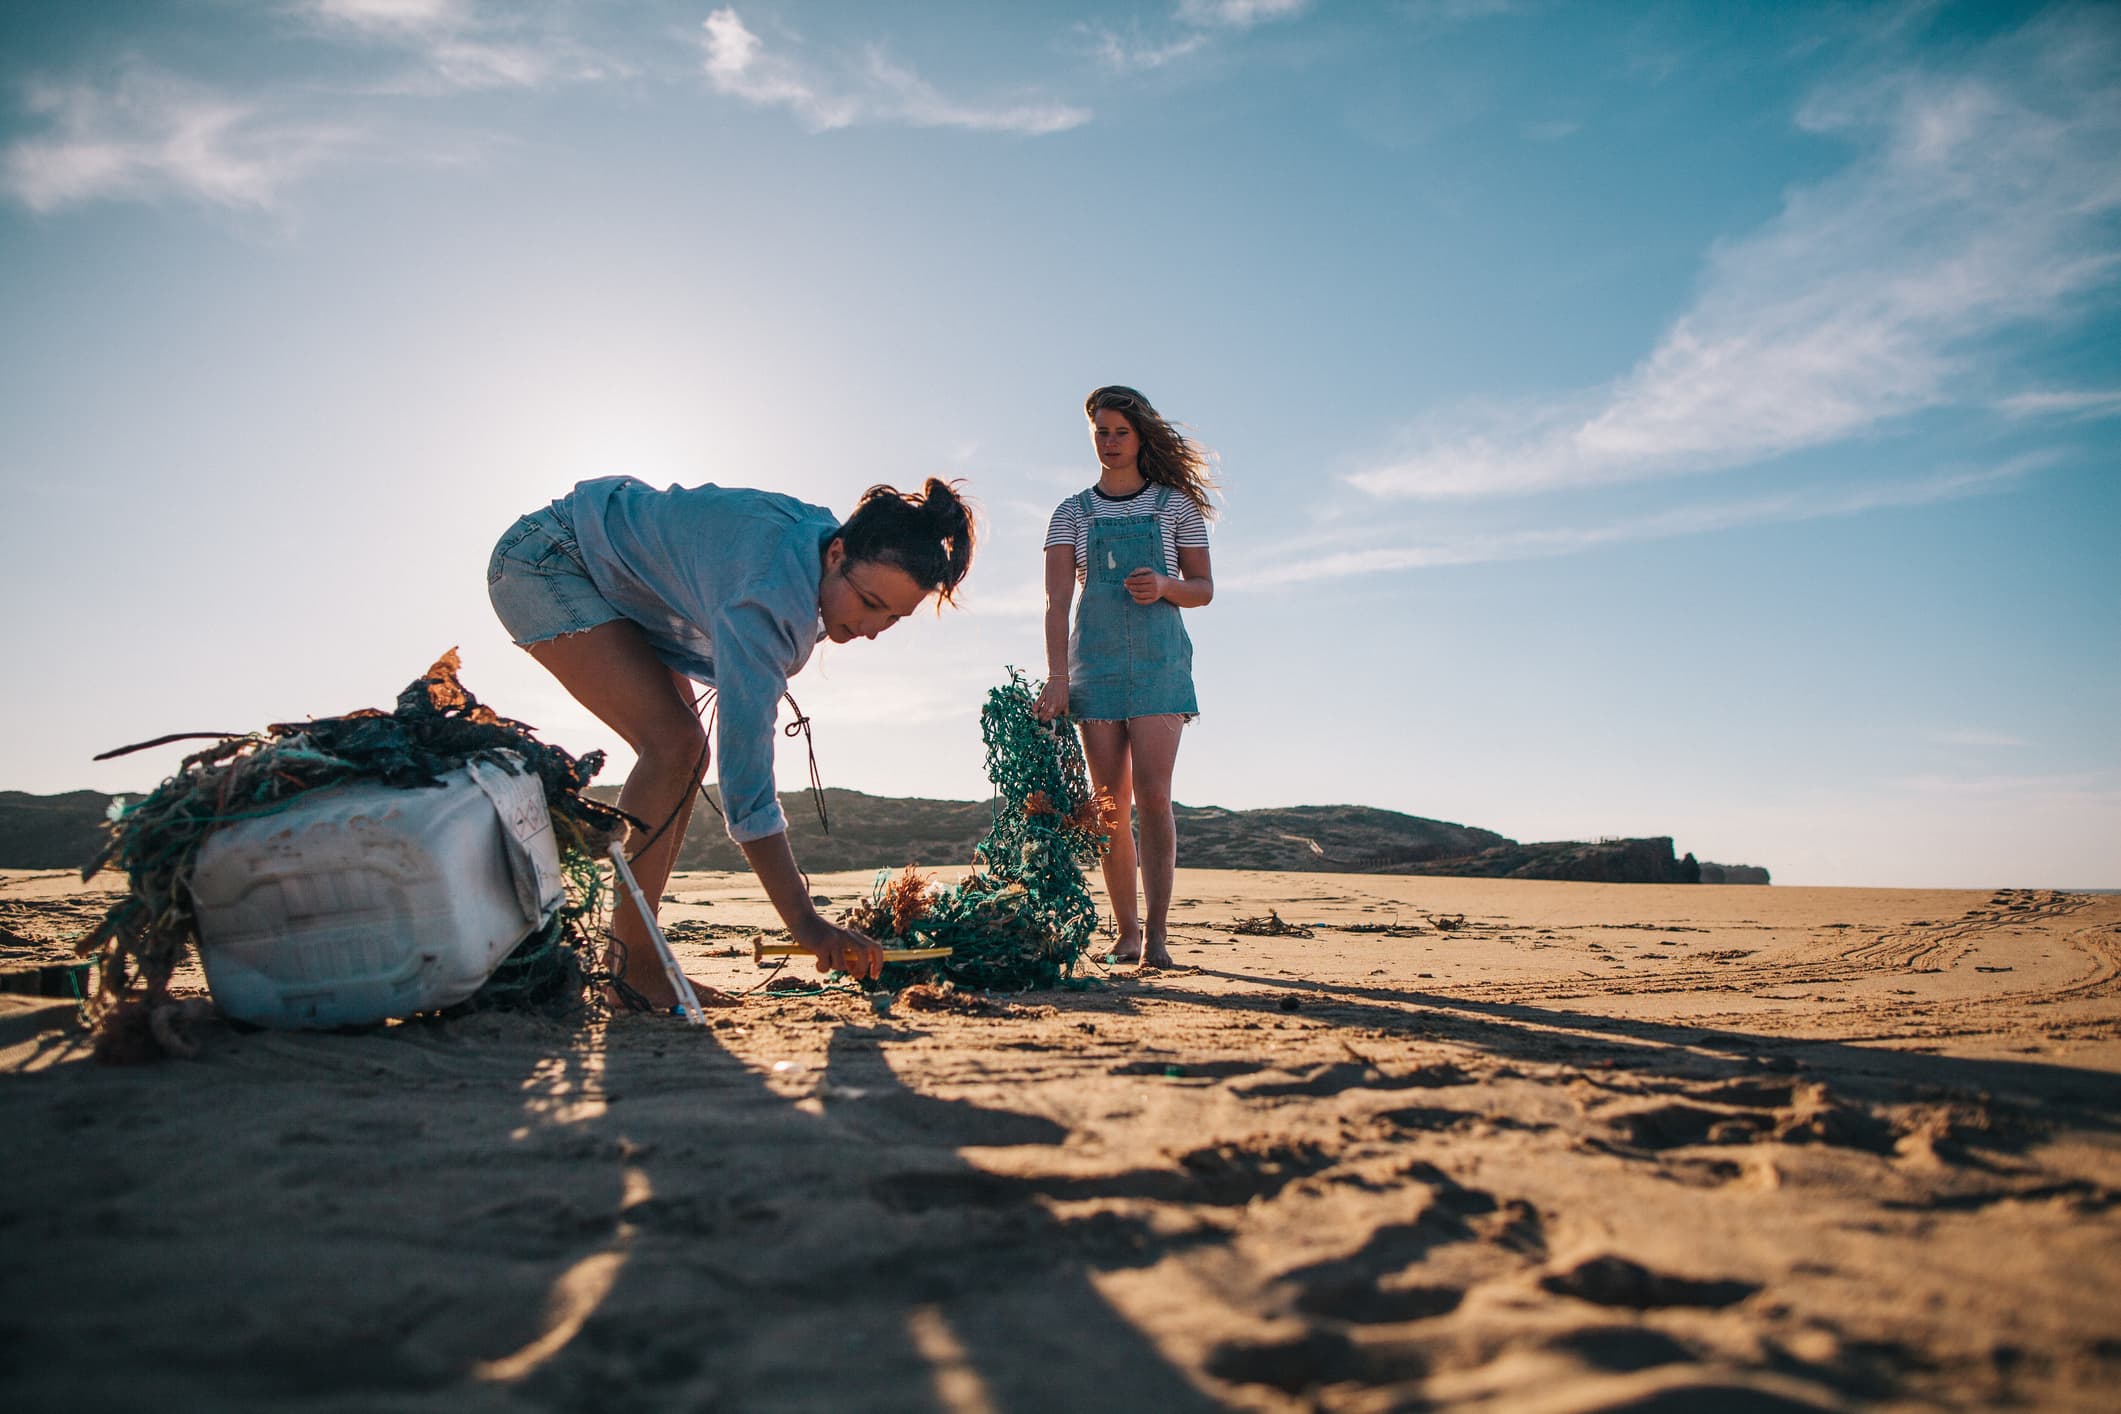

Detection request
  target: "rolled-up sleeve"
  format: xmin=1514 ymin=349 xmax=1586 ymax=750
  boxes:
xmin=709 ymin=596 xmax=802 ymax=843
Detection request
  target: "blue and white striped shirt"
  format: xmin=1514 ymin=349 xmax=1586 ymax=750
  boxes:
xmin=1043 ymin=483 xmax=1210 ymax=584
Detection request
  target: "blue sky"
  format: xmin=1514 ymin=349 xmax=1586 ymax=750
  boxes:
xmin=2 ymin=0 xmax=2115 ymax=888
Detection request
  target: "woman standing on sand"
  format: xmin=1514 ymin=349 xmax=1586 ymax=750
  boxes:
xmin=488 ymin=475 xmax=975 ymax=1009
xmin=1033 ymin=386 xmax=1218 ymax=969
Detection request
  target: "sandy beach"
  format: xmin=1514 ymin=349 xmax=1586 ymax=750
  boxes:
xmin=3 ymin=865 xmax=2118 ymax=1412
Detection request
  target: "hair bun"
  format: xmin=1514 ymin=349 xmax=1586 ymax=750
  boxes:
xmin=920 ymin=477 xmax=968 ymax=530
xmin=838 ymin=477 xmax=978 ymax=606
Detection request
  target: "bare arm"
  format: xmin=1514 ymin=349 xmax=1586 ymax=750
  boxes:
xmin=1123 ymin=544 xmax=1214 ymax=608
xmin=1033 ymin=542 xmax=1077 ymax=722
xmin=739 ymin=830 xmax=884 ymax=979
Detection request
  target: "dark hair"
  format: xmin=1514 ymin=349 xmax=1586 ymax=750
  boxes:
xmin=1085 ymin=385 xmax=1220 ymax=520
xmin=837 ymin=478 xmax=976 ymax=607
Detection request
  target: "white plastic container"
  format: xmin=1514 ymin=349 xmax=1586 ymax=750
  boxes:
xmin=188 ymin=753 xmax=566 ymax=1028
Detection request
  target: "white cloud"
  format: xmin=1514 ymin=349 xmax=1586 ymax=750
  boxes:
xmin=2 ymin=1 xmax=585 ymax=212
xmin=421 ymin=40 xmax=555 ymax=89
xmin=1997 ymin=386 xmax=2121 ymax=421
xmin=304 ymin=0 xmax=469 ymax=33
xmin=1351 ymin=11 xmax=2121 ymax=501
xmin=297 ymin=0 xmax=619 ymax=93
xmin=701 ymin=7 xmax=847 ymax=125
xmin=1247 ymin=455 xmax=2045 ymax=587
xmin=860 ymin=52 xmax=1089 ymax=136
xmin=700 ymin=9 xmax=1088 ymax=135
xmin=1176 ymin=0 xmax=1310 ymax=27
xmin=1087 ymin=27 xmax=1210 ymax=73
xmin=1087 ymin=0 xmax=1310 ymax=73
xmin=3 ymin=67 xmax=342 ymax=212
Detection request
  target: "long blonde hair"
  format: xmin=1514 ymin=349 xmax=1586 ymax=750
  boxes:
xmin=1085 ymin=385 xmax=1220 ymax=520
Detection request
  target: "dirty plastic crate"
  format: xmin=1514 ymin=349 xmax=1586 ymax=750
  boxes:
xmin=188 ymin=754 xmax=564 ymax=1028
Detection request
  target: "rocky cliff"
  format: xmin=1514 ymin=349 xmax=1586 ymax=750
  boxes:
xmin=2 ymin=785 xmax=1767 ymax=884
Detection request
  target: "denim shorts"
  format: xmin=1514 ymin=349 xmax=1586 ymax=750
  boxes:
xmin=486 ymin=505 xmax=625 ymax=647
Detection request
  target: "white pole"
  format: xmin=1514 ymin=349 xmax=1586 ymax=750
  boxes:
xmin=607 ymin=841 xmax=707 ymax=1026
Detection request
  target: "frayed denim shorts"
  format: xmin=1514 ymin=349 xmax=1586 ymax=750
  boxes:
xmin=486 ymin=505 xmax=625 ymax=647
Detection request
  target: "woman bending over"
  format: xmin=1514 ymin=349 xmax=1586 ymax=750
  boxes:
xmin=489 ymin=474 xmax=974 ymax=1007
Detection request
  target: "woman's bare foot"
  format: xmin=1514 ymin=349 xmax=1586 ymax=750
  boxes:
xmin=1103 ymin=929 xmax=1144 ymax=965
xmin=605 ymin=974 xmax=739 ymax=1015
xmin=1141 ymin=939 xmax=1175 ymax=970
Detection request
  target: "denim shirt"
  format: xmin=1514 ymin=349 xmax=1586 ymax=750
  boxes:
xmin=557 ymin=476 xmax=838 ymax=843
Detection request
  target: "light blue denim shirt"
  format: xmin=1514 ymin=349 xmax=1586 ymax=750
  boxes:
xmin=556 ymin=476 xmax=838 ymax=843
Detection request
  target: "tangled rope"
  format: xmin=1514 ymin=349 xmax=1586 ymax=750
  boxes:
xmin=838 ymin=669 xmax=1115 ymax=990
xmin=79 ymin=650 xmax=627 ymax=1061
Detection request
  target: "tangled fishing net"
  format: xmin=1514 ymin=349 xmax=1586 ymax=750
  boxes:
xmin=79 ymin=650 xmax=627 ymax=1062
xmin=838 ymin=669 xmax=1116 ymax=990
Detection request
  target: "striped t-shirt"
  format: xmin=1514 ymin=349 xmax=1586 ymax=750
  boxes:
xmin=1044 ymin=483 xmax=1211 ymax=584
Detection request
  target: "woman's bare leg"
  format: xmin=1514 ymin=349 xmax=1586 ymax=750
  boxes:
xmin=1126 ymin=714 xmax=1186 ymax=968
xmin=524 ymin=620 xmax=719 ymax=1009
xmin=1078 ymin=720 xmax=1140 ymax=961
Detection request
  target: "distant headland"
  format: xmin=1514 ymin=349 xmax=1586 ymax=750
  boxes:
xmin=0 ymin=787 xmax=1767 ymax=884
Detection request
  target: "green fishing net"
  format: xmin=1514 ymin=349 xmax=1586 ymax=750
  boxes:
xmin=839 ymin=669 xmax=1114 ymax=990
xmin=80 ymin=650 xmax=626 ymax=1060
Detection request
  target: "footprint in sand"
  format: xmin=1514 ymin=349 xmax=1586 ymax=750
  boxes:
xmin=1293 ymin=1278 xmax=1464 ymax=1324
xmin=1539 ymin=1253 xmax=1759 ymax=1310
xmin=1542 ymin=1323 xmax=1701 ymax=1374
xmin=1175 ymin=1136 xmax=1337 ymax=1205
xmin=1203 ymin=1329 xmax=1378 ymax=1396
xmin=1234 ymin=1059 xmax=1474 ymax=1100
xmin=1604 ymin=1076 xmax=1914 ymax=1155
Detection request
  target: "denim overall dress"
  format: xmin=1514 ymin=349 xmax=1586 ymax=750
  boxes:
xmin=1068 ymin=486 xmax=1199 ymax=721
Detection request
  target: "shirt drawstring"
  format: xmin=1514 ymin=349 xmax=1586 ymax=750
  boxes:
xmin=627 ymin=687 xmax=830 ymax=866
xmin=780 ymin=695 xmax=831 ymax=835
